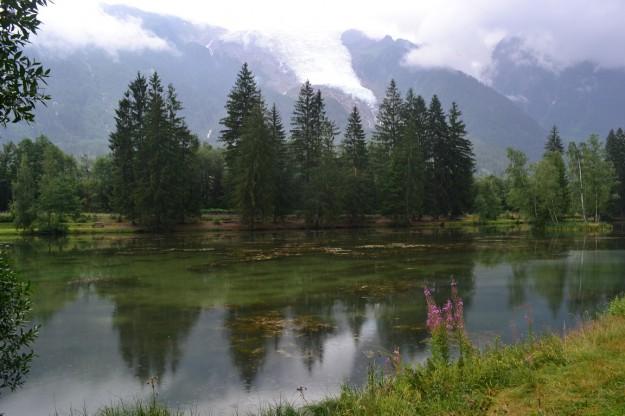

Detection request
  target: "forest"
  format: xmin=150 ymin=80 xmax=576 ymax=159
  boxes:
xmin=0 ymin=64 xmax=624 ymax=233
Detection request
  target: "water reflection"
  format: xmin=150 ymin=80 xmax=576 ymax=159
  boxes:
xmin=1 ymin=231 xmax=624 ymax=415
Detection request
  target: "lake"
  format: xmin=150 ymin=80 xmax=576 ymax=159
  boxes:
xmin=1 ymin=228 xmax=625 ymax=415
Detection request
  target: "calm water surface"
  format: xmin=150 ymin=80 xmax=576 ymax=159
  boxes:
xmin=1 ymin=229 xmax=625 ymax=415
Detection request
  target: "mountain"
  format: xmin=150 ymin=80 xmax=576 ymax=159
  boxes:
xmin=489 ymin=37 xmax=625 ymax=141
xmin=1 ymin=7 xmax=555 ymax=172
xmin=342 ymin=30 xmax=547 ymax=168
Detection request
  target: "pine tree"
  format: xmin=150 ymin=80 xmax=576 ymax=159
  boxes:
xmin=290 ymin=82 xmax=341 ymax=226
xmin=166 ymin=84 xmax=200 ymax=222
xmin=268 ymin=104 xmax=291 ymax=221
xmin=606 ymin=128 xmax=625 ymax=216
xmin=341 ymin=107 xmax=371 ymax=223
xmin=109 ymin=73 xmax=148 ymax=222
xmin=233 ymin=100 xmax=275 ymax=228
xmin=428 ymin=95 xmax=450 ymax=216
xmin=291 ymin=81 xmax=320 ymax=185
xmin=219 ymin=63 xmax=261 ymax=168
xmin=382 ymin=90 xmax=427 ymax=224
xmin=374 ymin=79 xmax=403 ymax=153
xmin=447 ymin=102 xmax=475 ymax=216
xmin=134 ymin=72 xmax=178 ymax=229
xmin=545 ymin=125 xmax=564 ymax=154
xmin=109 ymin=91 xmax=135 ymax=219
xmin=342 ymin=107 xmax=368 ymax=174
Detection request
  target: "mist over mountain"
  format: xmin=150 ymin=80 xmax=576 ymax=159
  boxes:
xmin=2 ymin=6 xmax=621 ymax=172
xmin=489 ymin=37 xmax=625 ymax=141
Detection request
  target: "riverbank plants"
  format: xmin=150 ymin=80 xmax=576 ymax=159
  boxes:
xmin=73 ymin=294 xmax=625 ymax=415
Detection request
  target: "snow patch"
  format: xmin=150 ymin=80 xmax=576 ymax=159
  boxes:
xmin=222 ymin=30 xmax=377 ymax=106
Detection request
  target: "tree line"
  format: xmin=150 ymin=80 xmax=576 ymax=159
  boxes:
xmin=215 ymin=64 xmax=476 ymax=228
xmin=2 ymin=64 xmax=624 ymax=232
xmin=475 ymin=126 xmax=623 ymax=224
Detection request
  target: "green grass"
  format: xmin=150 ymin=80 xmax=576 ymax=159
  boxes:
xmin=76 ymin=297 xmax=625 ymax=416
xmin=260 ymin=296 xmax=625 ymax=416
xmin=57 ymin=400 xmax=191 ymax=416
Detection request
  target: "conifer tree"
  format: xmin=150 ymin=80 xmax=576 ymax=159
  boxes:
xmin=374 ymin=79 xmax=403 ymax=153
xmin=606 ymin=128 xmax=625 ymax=216
xmin=166 ymin=84 xmax=200 ymax=222
xmin=290 ymin=82 xmax=341 ymax=226
xmin=383 ymin=90 xmax=426 ymax=224
xmin=109 ymin=91 xmax=135 ymax=219
xmin=233 ymin=100 xmax=276 ymax=229
xmin=268 ymin=104 xmax=291 ymax=221
xmin=291 ymin=81 xmax=320 ymax=185
xmin=545 ymin=125 xmax=564 ymax=153
xmin=447 ymin=102 xmax=475 ymax=215
xmin=341 ymin=107 xmax=371 ymax=223
xmin=219 ymin=63 xmax=261 ymax=168
xmin=342 ymin=107 xmax=368 ymax=174
xmin=428 ymin=95 xmax=450 ymax=216
xmin=109 ymin=73 xmax=148 ymax=222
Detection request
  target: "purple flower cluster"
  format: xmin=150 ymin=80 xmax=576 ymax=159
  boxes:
xmin=424 ymin=279 xmax=465 ymax=333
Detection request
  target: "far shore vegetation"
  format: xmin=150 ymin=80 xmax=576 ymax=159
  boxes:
xmin=1 ymin=66 xmax=624 ymax=235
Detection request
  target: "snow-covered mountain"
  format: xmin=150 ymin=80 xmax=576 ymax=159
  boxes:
xmin=4 ymin=6 xmax=621 ymax=172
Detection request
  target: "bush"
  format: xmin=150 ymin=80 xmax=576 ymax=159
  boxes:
xmin=606 ymin=296 xmax=625 ymax=317
xmin=0 ymin=251 xmax=38 ymax=395
xmin=0 ymin=212 xmax=14 ymax=223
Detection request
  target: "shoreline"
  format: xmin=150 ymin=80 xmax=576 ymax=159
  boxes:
xmin=0 ymin=213 xmax=616 ymax=237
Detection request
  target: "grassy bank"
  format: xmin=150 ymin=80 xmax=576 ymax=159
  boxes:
xmin=66 ymin=297 xmax=625 ymax=416
xmin=0 ymin=212 xmax=614 ymax=237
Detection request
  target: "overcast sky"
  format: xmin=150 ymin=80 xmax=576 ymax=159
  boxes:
xmin=36 ymin=0 xmax=625 ymax=96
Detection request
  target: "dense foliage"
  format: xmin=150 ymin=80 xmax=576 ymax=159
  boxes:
xmin=109 ymin=72 xmax=201 ymax=229
xmin=2 ymin=63 xmax=624 ymax=230
xmin=473 ymin=129 xmax=620 ymax=224
xmin=218 ymin=67 xmax=476 ymax=227
xmin=0 ymin=0 xmax=50 ymax=125
xmin=0 ymin=252 xmax=38 ymax=396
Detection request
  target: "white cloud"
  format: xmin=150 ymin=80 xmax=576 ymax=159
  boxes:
xmin=35 ymin=0 xmax=625 ymax=83
xmin=36 ymin=0 xmax=171 ymax=55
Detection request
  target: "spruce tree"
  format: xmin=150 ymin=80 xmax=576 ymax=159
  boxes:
xmin=447 ymin=102 xmax=475 ymax=216
xmin=109 ymin=73 xmax=148 ymax=222
xmin=166 ymin=84 xmax=200 ymax=222
xmin=109 ymin=91 xmax=135 ymax=220
xmin=606 ymin=128 xmax=625 ymax=216
xmin=219 ymin=63 xmax=261 ymax=168
xmin=545 ymin=125 xmax=564 ymax=153
xmin=427 ymin=95 xmax=450 ymax=216
xmin=268 ymin=104 xmax=291 ymax=221
xmin=234 ymin=100 xmax=275 ymax=228
xmin=291 ymin=80 xmax=319 ymax=184
xmin=291 ymin=83 xmax=340 ymax=226
xmin=341 ymin=106 xmax=371 ymax=223
xmin=383 ymin=90 xmax=426 ymax=224
xmin=543 ymin=126 xmax=569 ymax=216
xmin=342 ymin=107 xmax=368 ymax=174
xmin=374 ymin=79 xmax=403 ymax=153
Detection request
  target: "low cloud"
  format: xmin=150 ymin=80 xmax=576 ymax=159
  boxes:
xmin=36 ymin=0 xmax=171 ymax=55
xmin=35 ymin=0 xmax=625 ymax=82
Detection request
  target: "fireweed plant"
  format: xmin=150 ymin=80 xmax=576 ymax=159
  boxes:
xmin=424 ymin=279 xmax=473 ymax=366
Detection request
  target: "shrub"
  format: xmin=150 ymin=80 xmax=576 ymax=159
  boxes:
xmin=0 ymin=251 xmax=38 ymax=395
